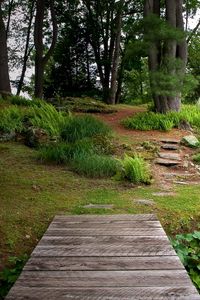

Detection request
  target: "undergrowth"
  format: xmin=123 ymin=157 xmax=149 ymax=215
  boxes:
xmin=122 ymin=105 xmax=200 ymax=131
xmin=0 ymin=106 xmax=23 ymax=133
xmin=0 ymin=255 xmax=28 ymax=299
xmin=172 ymin=231 xmax=200 ymax=291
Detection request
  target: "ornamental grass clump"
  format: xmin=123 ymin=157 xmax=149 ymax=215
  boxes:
xmin=61 ymin=115 xmax=112 ymax=143
xmin=116 ymin=154 xmax=151 ymax=184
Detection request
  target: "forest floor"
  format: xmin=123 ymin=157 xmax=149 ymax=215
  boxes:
xmin=1 ymin=104 xmax=200 ymax=290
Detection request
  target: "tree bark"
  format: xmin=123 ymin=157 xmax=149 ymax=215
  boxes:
xmin=17 ymin=0 xmax=35 ymax=96
xmin=0 ymin=1 xmax=11 ymax=96
xmin=144 ymin=0 xmax=186 ymax=113
xmin=109 ymin=0 xmax=124 ymax=105
xmin=34 ymin=0 xmax=57 ymax=98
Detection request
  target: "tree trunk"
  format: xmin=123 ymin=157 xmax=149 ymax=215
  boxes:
xmin=109 ymin=0 xmax=124 ymax=105
xmin=34 ymin=0 xmax=57 ymax=98
xmin=144 ymin=0 xmax=186 ymax=113
xmin=17 ymin=0 xmax=35 ymax=96
xmin=0 ymin=2 xmax=11 ymax=96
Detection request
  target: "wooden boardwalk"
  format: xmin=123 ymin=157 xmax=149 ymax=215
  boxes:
xmin=6 ymin=214 xmax=200 ymax=299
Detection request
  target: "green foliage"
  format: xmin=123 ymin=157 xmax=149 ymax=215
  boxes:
xmin=172 ymin=232 xmax=200 ymax=291
xmin=0 ymin=255 xmax=28 ymax=299
xmin=61 ymin=115 xmax=112 ymax=143
xmin=116 ymin=154 xmax=151 ymax=184
xmin=122 ymin=105 xmax=200 ymax=131
xmin=0 ymin=106 xmax=23 ymax=133
xmin=122 ymin=112 xmax=174 ymax=131
xmin=30 ymin=102 xmax=66 ymax=137
xmin=72 ymin=153 xmax=118 ymax=178
xmin=9 ymin=95 xmax=34 ymax=106
xmin=50 ymin=97 xmax=116 ymax=114
xmin=192 ymin=153 xmax=200 ymax=164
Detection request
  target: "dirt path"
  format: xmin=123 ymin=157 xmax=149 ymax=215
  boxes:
xmin=95 ymin=106 xmax=200 ymax=190
xmin=95 ymin=106 xmax=188 ymax=143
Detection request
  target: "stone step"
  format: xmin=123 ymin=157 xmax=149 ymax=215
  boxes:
xmin=83 ymin=204 xmax=114 ymax=209
xmin=160 ymin=138 xmax=180 ymax=144
xmin=155 ymin=158 xmax=181 ymax=166
xmin=161 ymin=144 xmax=179 ymax=150
xmin=158 ymin=152 xmax=181 ymax=161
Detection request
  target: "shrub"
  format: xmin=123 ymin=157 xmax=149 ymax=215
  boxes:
xmin=61 ymin=115 xmax=112 ymax=143
xmin=116 ymin=154 xmax=151 ymax=184
xmin=72 ymin=153 xmax=118 ymax=178
xmin=30 ymin=102 xmax=66 ymax=137
xmin=172 ymin=231 xmax=200 ymax=291
xmin=0 ymin=106 xmax=23 ymax=133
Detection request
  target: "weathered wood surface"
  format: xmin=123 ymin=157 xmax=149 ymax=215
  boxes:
xmin=6 ymin=214 xmax=200 ymax=300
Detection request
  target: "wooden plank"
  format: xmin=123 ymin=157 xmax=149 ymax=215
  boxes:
xmin=5 ymin=214 xmax=200 ymax=300
xmin=15 ymin=270 xmax=193 ymax=287
xmin=37 ymin=235 xmax=170 ymax=246
xmin=53 ymin=214 xmax=157 ymax=222
xmin=45 ymin=227 xmax=166 ymax=236
xmin=32 ymin=243 xmax=176 ymax=257
xmin=6 ymin=286 xmax=200 ymax=300
xmin=49 ymin=220 xmax=162 ymax=229
xmin=24 ymin=256 xmax=184 ymax=271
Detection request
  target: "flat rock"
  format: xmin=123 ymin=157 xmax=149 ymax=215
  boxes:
xmin=155 ymin=158 xmax=181 ymax=166
xmin=181 ymin=135 xmax=199 ymax=148
xmin=83 ymin=204 xmax=114 ymax=209
xmin=134 ymin=199 xmax=155 ymax=206
xmin=174 ymin=181 xmax=189 ymax=185
xmin=152 ymin=192 xmax=176 ymax=197
xmin=158 ymin=152 xmax=181 ymax=161
xmin=161 ymin=144 xmax=179 ymax=150
xmin=160 ymin=138 xmax=180 ymax=144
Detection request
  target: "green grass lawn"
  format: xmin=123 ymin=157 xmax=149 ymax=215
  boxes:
xmin=1 ymin=141 xmax=200 ymax=272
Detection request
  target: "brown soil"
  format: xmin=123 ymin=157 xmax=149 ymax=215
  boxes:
xmin=95 ymin=106 xmax=189 ymax=143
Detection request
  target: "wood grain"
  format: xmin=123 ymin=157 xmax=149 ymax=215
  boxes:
xmin=6 ymin=287 xmax=200 ymax=300
xmin=24 ymin=256 xmax=184 ymax=271
xmin=5 ymin=214 xmax=200 ymax=300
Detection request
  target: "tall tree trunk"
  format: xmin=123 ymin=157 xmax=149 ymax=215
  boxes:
xmin=5 ymin=0 xmax=14 ymax=39
xmin=34 ymin=0 xmax=57 ymax=98
xmin=0 ymin=1 xmax=11 ymax=97
xmin=17 ymin=0 xmax=35 ymax=96
xmin=109 ymin=0 xmax=124 ymax=105
xmin=144 ymin=0 xmax=186 ymax=113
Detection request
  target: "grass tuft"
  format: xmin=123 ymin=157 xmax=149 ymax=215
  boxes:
xmin=116 ymin=154 xmax=151 ymax=184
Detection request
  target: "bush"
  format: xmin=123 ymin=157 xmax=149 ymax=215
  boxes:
xmin=61 ymin=115 xmax=112 ymax=143
xmin=116 ymin=154 xmax=151 ymax=184
xmin=0 ymin=106 xmax=23 ymax=133
xmin=172 ymin=231 xmax=200 ymax=291
xmin=30 ymin=102 xmax=66 ymax=137
xmin=72 ymin=153 xmax=118 ymax=178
